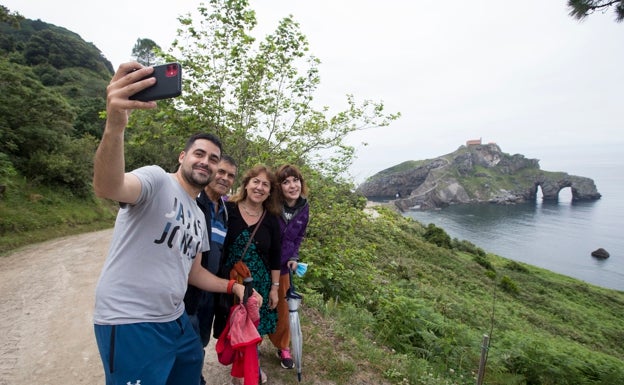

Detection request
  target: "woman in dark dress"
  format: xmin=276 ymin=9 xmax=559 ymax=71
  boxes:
xmin=222 ymin=164 xmax=282 ymax=384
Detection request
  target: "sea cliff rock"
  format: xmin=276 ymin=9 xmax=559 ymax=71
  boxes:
xmin=356 ymin=143 xmax=601 ymax=211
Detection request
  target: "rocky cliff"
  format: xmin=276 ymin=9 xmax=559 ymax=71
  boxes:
xmin=356 ymin=144 xmax=601 ymax=211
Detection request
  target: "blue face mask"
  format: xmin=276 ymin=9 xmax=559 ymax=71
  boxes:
xmin=295 ymin=262 xmax=308 ymax=277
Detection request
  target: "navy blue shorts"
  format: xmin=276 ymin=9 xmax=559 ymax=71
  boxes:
xmin=94 ymin=313 xmax=203 ymax=385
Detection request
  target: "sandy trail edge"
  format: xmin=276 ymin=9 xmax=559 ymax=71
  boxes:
xmin=0 ymin=229 xmax=234 ymax=385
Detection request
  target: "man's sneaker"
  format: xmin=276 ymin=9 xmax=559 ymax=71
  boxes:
xmin=277 ymin=348 xmax=294 ymax=369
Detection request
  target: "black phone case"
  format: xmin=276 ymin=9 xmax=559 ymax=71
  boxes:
xmin=129 ymin=63 xmax=182 ymax=101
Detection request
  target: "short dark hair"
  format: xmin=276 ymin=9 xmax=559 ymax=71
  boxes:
xmin=220 ymin=154 xmax=237 ymax=168
xmin=184 ymin=133 xmax=222 ymax=153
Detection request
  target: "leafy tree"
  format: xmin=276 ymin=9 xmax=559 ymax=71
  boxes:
xmin=0 ymin=152 xmax=17 ymax=185
xmin=132 ymin=38 xmax=161 ymax=66
xmin=23 ymin=29 xmax=112 ymax=76
xmin=568 ymin=0 xmax=624 ymax=22
xmin=72 ymin=97 xmax=107 ymax=137
xmin=0 ymin=6 xmax=22 ymax=54
xmin=0 ymin=5 xmax=23 ymax=27
xmin=124 ymin=103 xmax=183 ymax=172
xmin=150 ymin=0 xmax=399 ymax=181
xmin=0 ymin=58 xmax=97 ymax=196
xmin=26 ymin=135 xmax=98 ymax=196
xmin=0 ymin=15 xmax=118 ymax=196
xmin=0 ymin=59 xmax=75 ymax=167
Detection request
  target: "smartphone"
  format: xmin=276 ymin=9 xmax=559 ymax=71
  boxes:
xmin=129 ymin=62 xmax=182 ymax=101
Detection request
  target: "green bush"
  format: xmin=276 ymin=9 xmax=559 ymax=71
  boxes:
xmin=473 ymin=254 xmax=495 ymax=271
xmin=506 ymin=260 xmax=529 ymax=273
xmin=26 ymin=135 xmax=97 ymax=196
xmin=499 ymin=275 xmax=519 ymax=295
xmin=0 ymin=152 xmax=17 ymax=182
xmin=423 ymin=223 xmax=452 ymax=249
xmin=452 ymin=238 xmax=486 ymax=256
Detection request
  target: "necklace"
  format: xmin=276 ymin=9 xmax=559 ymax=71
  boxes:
xmin=241 ymin=203 xmax=262 ymax=217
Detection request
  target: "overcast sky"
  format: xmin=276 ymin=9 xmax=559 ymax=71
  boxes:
xmin=4 ymin=0 xmax=623 ymax=182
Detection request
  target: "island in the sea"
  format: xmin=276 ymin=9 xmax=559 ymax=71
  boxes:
xmin=356 ymin=140 xmax=601 ymax=211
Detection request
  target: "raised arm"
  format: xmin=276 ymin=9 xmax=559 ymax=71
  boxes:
xmin=93 ymin=62 xmax=158 ymax=203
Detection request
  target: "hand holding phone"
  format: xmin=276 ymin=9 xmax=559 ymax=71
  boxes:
xmin=129 ymin=62 xmax=182 ymax=101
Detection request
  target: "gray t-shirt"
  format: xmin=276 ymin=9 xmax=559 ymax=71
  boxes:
xmin=94 ymin=166 xmax=209 ymax=325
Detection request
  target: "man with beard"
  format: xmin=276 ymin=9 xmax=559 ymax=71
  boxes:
xmin=184 ymin=155 xmax=237 ymax=385
xmin=92 ymin=62 xmax=252 ymax=385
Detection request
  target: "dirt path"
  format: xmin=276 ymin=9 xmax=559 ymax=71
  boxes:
xmin=0 ymin=229 xmax=235 ymax=385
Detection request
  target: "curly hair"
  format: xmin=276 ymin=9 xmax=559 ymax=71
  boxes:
xmin=229 ymin=164 xmax=281 ymax=216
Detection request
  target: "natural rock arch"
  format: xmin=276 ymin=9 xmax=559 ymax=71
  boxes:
xmin=531 ymin=175 xmax=602 ymax=202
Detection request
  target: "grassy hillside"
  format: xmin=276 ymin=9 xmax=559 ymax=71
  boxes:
xmin=0 ymin=177 xmax=116 ymax=254
xmin=2 ymin=183 xmax=622 ymax=385
xmin=298 ymin=203 xmax=624 ymax=384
